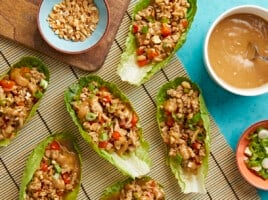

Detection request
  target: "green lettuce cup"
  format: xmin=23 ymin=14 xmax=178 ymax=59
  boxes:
xmin=0 ymin=56 xmax=49 ymax=146
xmin=100 ymin=176 xmax=165 ymax=200
xmin=19 ymin=132 xmax=82 ymax=200
xmin=156 ymin=77 xmax=210 ymax=193
xmin=117 ymin=0 xmax=197 ymax=86
xmin=64 ymin=75 xmax=151 ymax=178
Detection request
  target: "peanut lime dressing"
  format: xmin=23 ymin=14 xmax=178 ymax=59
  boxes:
xmin=208 ymin=13 xmax=268 ymax=88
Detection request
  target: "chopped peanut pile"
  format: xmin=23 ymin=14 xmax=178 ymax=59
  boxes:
xmin=47 ymin=0 xmax=99 ymax=42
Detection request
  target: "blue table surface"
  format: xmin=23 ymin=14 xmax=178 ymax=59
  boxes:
xmin=176 ymin=0 xmax=268 ymax=198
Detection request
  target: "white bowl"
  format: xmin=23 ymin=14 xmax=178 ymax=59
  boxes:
xmin=38 ymin=0 xmax=109 ymax=54
xmin=203 ymin=5 xmax=268 ymax=96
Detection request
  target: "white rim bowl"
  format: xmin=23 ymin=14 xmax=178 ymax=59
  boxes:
xmin=203 ymin=5 xmax=268 ymax=96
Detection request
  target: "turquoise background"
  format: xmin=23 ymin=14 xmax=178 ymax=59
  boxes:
xmin=176 ymin=0 xmax=268 ymax=199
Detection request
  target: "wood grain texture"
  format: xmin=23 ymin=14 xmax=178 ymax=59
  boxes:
xmin=0 ymin=0 xmax=131 ymax=71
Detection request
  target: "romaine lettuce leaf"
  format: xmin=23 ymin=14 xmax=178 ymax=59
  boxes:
xmin=19 ymin=132 xmax=82 ymax=200
xmin=0 ymin=56 xmax=50 ymax=147
xmin=156 ymin=77 xmax=210 ymax=193
xmin=117 ymin=0 xmax=197 ymax=86
xmin=100 ymin=178 xmax=133 ymax=200
xmin=64 ymin=75 xmax=151 ymax=178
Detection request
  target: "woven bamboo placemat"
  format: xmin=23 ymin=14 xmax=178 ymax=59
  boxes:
xmin=0 ymin=1 xmax=260 ymax=199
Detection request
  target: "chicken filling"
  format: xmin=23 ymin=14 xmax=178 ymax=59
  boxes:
xmin=0 ymin=67 xmax=47 ymax=141
xmin=26 ymin=140 xmax=80 ymax=200
xmin=71 ymin=81 xmax=140 ymax=155
xmin=118 ymin=178 xmax=165 ymax=200
xmin=133 ymin=0 xmax=190 ymax=67
xmin=159 ymin=81 xmax=206 ymax=173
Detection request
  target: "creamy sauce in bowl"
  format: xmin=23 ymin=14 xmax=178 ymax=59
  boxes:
xmin=208 ymin=13 xmax=268 ymax=89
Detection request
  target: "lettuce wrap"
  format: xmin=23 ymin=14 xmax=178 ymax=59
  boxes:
xmin=0 ymin=56 xmax=49 ymax=146
xmin=100 ymin=176 xmax=165 ymax=200
xmin=64 ymin=75 xmax=151 ymax=178
xmin=156 ymin=77 xmax=210 ymax=193
xmin=19 ymin=132 xmax=82 ymax=200
xmin=117 ymin=0 xmax=197 ymax=86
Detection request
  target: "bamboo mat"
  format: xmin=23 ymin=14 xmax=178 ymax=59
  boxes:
xmin=0 ymin=1 xmax=260 ymax=199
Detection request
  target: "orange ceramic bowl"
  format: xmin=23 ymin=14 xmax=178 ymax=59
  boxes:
xmin=236 ymin=120 xmax=268 ymax=190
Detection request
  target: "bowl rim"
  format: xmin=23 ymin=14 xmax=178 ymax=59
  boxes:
xmin=203 ymin=5 xmax=268 ymax=96
xmin=37 ymin=0 xmax=110 ymax=54
xmin=236 ymin=120 xmax=268 ymax=190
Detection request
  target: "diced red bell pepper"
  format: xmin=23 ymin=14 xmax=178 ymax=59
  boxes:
xmin=40 ymin=161 xmax=48 ymax=172
xmin=192 ymin=142 xmax=201 ymax=150
xmin=137 ymin=59 xmax=149 ymax=67
xmin=62 ymin=173 xmax=71 ymax=184
xmin=181 ymin=19 xmax=188 ymax=29
xmin=119 ymin=120 xmax=126 ymax=129
xmin=147 ymin=49 xmax=158 ymax=60
xmin=131 ymin=113 xmax=138 ymax=127
xmin=0 ymin=80 xmax=15 ymax=91
xmin=133 ymin=24 xmax=139 ymax=33
xmin=99 ymin=86 xmax=108 ymax=92
xmin=16 ymin=101 xmax=25 ymax=106
xmin=50 ymin=141 xmax=60 ymax=150
xmin=57 ymin=190 xmax=64 ymax=196
xmin=103 ymin=95 xmax=111 ymax=103
xmin=136 ymin=47 xmax=145 ymax=56
xmin=166 ymin=116 xmax=174 ymax=127
xmin=161 ymin=24 xmax=172 ymax=37
xmin=98 ymin=141 xmax=108 ymax=148
xmin=165 ymin=111 xmax=171 ymax=116
xmin=112 ymin=131 xmax=121 ymax=140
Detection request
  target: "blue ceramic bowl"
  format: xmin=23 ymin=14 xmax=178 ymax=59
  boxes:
xmin=38 ymin=0 xmax=109 ymax=54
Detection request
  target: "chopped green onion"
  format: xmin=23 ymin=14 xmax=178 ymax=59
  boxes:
xmin=0 ymin=99 xmax=7 ymax=106
xmin=108 ymin=106 xmax=116 ymax=113
xmin=197 ymin=133 xmax=205 ymax=140
xmin=261 ymin=138 xmax=268 ymax=147
xmin=134 ymin=192 xmax=139 ymax=199
xmin=172 ymin=112 xmax=183 ymax=122
xmin=141 ymin=26 xmax=149 ymax=34
xmin=88 ymin=84 xmax=95 ymax=92
xmin=160 ymin=17 xmax=169 ymax=23
xmin=188 ymin=123 xmax=196 ymax=131
xmin=146 ymin=16 xmax=154 ymax=22
xmin=103 ymin=121 xmax=113 ymax=128
xmin=86 ymin=112 xmax=97 ymax=121
xmin=40 ymin=79 xmax=48 ymax=89
xmin=100 ymin=132 xmax=108 ymax=141
xmin=245 ymin=128 xmax=268 ymax=179
xmin=54 ymin=163 xmax=62 ymax=174
xmin=33 ymin=90 xmax=43 ymax=99
xmin=188 ymin=112 xmax=201 ymax=124
xmin=174 ymin=154 xmax=182 ymax=164
xmin=183 ymin=88 xmax=189 ymax=93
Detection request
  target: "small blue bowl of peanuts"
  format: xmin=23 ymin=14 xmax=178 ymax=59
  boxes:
xmin=37 ymin=0 xmax=109 ymax=54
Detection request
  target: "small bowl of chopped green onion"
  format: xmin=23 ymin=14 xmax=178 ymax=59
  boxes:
xmin=236 ymin=120 xmax=268 ymax=190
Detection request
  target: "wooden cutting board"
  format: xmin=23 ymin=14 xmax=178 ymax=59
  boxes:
xmin=0 ymin=0 xmax=130 ymax=71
